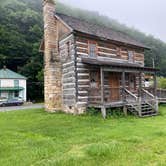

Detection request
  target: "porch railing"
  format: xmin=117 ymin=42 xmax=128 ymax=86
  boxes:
xmin=88 ymin=87 xmax=158 ymax=108
xmin=124 ymin=88 xmax=138 ymax=103
xmin=88 ymin=87 xmax=123 ymax=105
xmin=141 ymin=88 xmax=156 ymax=110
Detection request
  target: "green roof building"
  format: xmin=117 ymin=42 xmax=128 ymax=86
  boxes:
xmin=0 ymin=67 xmax=27 ymax=101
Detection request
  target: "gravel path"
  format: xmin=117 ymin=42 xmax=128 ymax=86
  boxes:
xmin=0 ymin=104 xmax=44 ymax=112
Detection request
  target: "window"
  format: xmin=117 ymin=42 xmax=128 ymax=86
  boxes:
xmin=14 ymin=80 xmax=19 ymax=87
xmin=14 ymin=91 xmax=19 ymax=98
xmin=89 ymin=42 xmax=97 ymax=57
xmin=90 ymin=71 xmax=99 ymax=88
xmin=66 ymin=41 xmax=70 ymax=57
xmin=128 ymin=51 xmax=134 ymax=62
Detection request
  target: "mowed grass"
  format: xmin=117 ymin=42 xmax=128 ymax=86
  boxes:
xmin=0 ymin=106 xmax=166 ymax=166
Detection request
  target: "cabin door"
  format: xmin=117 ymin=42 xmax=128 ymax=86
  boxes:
xmin=109 ymin=73 xmax=120 ymax=102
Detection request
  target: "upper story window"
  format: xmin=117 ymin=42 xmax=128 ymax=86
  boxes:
xmin=14 ymin=80 xmax=19 ymax=87
xmin=128 ymin=51 xmax=134 ymax=62
xmin=89 ymin=41 xmax=97 ymax=57
xmin=66 ymin=41 xmax=70 ymax=56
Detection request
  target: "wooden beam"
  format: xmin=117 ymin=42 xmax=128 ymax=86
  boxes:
xmin=101 ymin=106 xmax=106 ymax=119
xmin=138 ymin=72 xmax=142 ymax=98
xmin=103 ymin=67 xmax=156 ymax=74
xmin=100 ymin=67 xmax=104 ymax=104
xmin=122 ymin=71 xmax=127 ymax=115
xmin=100 ymin=67 xmax=106 ymax=119
xmin=122 ymin=71 xmax=126 ymax=103
xmin=153 ymin=73 xmax=157 ymax=97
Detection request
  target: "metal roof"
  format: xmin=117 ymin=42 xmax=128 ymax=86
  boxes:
xmin=0 ymin=68 xmax=26 ymax=79
xmin=0 ymin=87 xmax=24 ymax=91
xmin=56 ymin=13 xmax=149 ymax=49
xmin=81 ymin=57 xmax=159 ymax=73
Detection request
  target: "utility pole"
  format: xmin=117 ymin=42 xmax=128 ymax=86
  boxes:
xmin=152 ymin=58 xmax=155 ymax=68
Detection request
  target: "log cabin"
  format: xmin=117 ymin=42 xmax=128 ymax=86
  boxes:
xmin=40 ymin=0 xmax=159 ymax=118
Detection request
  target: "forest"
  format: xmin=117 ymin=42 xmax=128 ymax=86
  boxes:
xmin=0 ymin=0 xmax=166 ymax=100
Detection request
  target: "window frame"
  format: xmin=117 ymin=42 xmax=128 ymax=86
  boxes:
xmin=66 ymin=41 xmax=70 ymax=57
xmin=90 ymin=70 xmax=100 ymax=89
xmin=14 ymin=91 xmax=19 ymax=98
xmin=88 ymin=40 xmax=98 ymax=57
xmin=14 ymin=80 xmax=19 ymax=87
xmin=128 ymin=50 xmax=134 ymax=62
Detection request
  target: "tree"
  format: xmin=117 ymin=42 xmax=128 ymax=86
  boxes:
xmin=0 ymin=0 xmax=166 ymax=101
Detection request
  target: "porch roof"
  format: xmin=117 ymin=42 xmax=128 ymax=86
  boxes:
xmin=81 ymin=57 xmax=159 ymax=73
xmin=0 ymin=87 xmax=24 ymax=91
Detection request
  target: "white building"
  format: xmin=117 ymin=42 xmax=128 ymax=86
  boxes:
xmin=0 ymin=67 xmax=27 ymax=101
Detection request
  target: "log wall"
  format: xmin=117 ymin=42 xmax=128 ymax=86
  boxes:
xmin=75 ymin=36 xmax=144 ymax=65
xmin=59 ymin=34 xmax=76 ymax=112
xmin=59 ymin=35 xmax=145 ymax=111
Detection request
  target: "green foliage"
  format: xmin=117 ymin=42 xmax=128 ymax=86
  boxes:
xmin=0 ymin=106 xmax=165 ymax=165
xmin=158 ymin=77 xmax=166 ymax=89
xmin=87 ymin=107 xmax=100 ymax=115
xmin=0 ymin=0 xmax=43 ymax=100
xmin=107 ymin=108 xmax=125 ymax=117
xmin=1 ymin=0 xmax=166 ymax=100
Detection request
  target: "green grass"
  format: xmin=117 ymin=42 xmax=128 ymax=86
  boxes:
xmin=0 ymin=106 xmax=166 ymax=166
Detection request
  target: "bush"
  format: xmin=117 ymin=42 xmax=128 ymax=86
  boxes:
xmin=86 ymin=107 xmax=100 ymax=116
xmin=158 ymin=77 xmax=166 ymax=89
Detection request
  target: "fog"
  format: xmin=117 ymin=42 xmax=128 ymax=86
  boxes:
xmin=60 ymin=0 xmax=166 ymax=42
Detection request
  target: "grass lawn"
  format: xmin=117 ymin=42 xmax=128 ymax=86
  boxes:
xmin=0 ymin=106 xmax=166 ymax=166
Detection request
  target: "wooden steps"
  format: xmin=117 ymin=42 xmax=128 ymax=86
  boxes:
xmin=127 ymin=102 xmax=157 ymax=117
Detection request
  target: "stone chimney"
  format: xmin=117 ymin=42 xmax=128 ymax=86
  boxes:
xmin=43 ymin=0 xmax=62 ymax=112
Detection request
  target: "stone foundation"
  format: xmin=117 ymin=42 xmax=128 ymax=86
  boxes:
xmin=63 ymin=105 xmax=87 ymax=115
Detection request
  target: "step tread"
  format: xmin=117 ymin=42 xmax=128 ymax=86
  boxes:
xmin=141 ymin=111 xmax=156 ymax=114
xmin=140 ymin=113 xmax=157 ymax=117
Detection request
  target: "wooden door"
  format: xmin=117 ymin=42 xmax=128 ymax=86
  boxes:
xmin=109 ymin=73 xmax=120 ymax=102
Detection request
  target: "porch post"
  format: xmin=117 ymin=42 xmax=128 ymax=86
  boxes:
xmin=100 ymin=67 xmax=106 ymax=118
xmin=153 ymin=73 xmax=157 ymax=97
xmin=122 ymin=71 xmax=126 ymax=102
xmin=122 ymin=71 xmax=127 ymax=116
xmin=138 ymin=72 xmax=142 ymax=116
xmin=138 ymin=72 xmax=142 ymax=98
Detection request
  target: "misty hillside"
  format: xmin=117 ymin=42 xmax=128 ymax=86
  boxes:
xmin=0 ymin=0 xmax=166 ymax=99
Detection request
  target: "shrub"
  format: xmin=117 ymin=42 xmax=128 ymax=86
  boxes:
xmin=158 ymin=77 xmax=166 ymax=89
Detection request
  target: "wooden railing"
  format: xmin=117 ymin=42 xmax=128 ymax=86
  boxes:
xmin=124 ymin=88 xmax=138 ymax=103
xmin=157 ymin=89 xmax=166 ymax=102
xmin=88 ymin=87 xmax=123 ymax=105
xmin=88 ymin=87 xmax=159 ymax=109
xmin=141 ymin=88 xmax=156 ymax=110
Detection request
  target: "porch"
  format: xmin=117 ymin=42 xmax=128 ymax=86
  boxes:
xmin=82 ymin=57 xmax=159 ymax=118
xmin=0 ymin=87 xmax=24 ymax=99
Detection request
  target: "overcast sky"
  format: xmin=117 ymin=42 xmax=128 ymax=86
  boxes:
xmin=60 ymin=0 xmax=166 ymax=42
